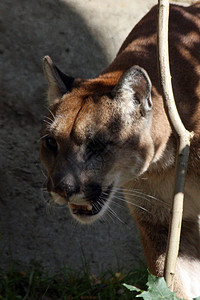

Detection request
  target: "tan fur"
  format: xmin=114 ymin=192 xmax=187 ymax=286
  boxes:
xmin=41 ymin=3 xmax=200 ymax=299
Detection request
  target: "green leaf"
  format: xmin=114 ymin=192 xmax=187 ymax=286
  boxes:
xmin=137 ymin=273 xmax=182 ymax=300
xmin=123 ymin=272 xmax=182 ymax=300
xmin=123 ymin=283 xmax=141 ymax=292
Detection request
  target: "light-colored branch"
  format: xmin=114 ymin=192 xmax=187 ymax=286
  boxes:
xmin=157 ymin=0 xmax=193 ymax=291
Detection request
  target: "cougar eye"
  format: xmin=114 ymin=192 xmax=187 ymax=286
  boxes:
xmin=45 ymin=136 xmax=58 ymax=152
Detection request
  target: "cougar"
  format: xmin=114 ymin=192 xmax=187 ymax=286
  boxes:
xmin=40 ymin=2 xmax=200 ymax=299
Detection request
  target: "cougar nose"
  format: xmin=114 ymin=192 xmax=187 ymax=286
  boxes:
xmin=48 ymin=174 xmax=80 ymax=199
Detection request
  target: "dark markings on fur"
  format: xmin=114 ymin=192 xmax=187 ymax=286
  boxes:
xmin=107 ymin=113 xmax=122 ymax=135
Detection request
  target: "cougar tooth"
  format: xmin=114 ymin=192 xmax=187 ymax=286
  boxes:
xmin=87 ymin=204 xmax=92 ymax=211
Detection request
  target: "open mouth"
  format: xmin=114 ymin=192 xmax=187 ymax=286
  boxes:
xmin=69 ymin=184 xmax=113 ymax=217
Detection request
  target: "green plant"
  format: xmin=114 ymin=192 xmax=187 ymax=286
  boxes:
xmin=123 ymin=271 xmax=200 ymax=300
xmin=0 ymin=261 xmax=147 ymax=299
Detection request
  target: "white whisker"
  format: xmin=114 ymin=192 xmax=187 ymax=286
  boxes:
xmin=111 ymin=187 xmax=169 ymax=206
xmin=40 ymin=188 xmax=48 ymax=193
xmin=93 ymin=203 xmax=99 ymax=211
xmin=39 ymin=133 xmax=49 ymax=141
xmin=111 ymin=194 xmax=152 ymax=214
xmin=107 ymin=206 xmax=126 ymax=224
xmin=46 ymin=107 xmax=56 ymax=120
xmin=44 ymin=116 xmax=54 ymax=124
xmin=39 ymin=165 xmax=48 ymax=180
xmin=43 ymin=119 xmax=52 ymax=126
xmin=99 ymin=198 xmax=126 ymax=224
xmin=109 ymin=199 xmax=126 ymax=210
xmin=105 ymin=209 xmax=116 ymax=223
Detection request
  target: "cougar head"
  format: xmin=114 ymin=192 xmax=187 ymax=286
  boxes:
xmin=40 ymin=56 xmax=154 ymax=223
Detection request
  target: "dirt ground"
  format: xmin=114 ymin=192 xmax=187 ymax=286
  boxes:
xmin=1 ymin=0 xmax=188 ymax=274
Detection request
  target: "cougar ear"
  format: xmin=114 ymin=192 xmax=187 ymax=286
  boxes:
xmin=112 ymin=66 xmax=152 ymax=116
xmin=43 ymin=55 xmax=74 ymax=105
